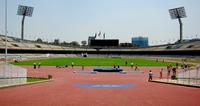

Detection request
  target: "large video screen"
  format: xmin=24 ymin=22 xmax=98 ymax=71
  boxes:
xmin=90 ymin=39 xmax=119 ymax=46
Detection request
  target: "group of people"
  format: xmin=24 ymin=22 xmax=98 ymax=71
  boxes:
xmin=131 ymin=63 xmax=139 ymax=71
xmin=33 ymin=62 xmax=41 ymax=69
xmin=56 ymin=62 xmax=74 ymax=68
xmin=56 ymin=64 xmax=68 ymax=68
xmin=157 ymin=65 xmax=177 ymax=80
xmin=156 ymin=59 xmax=165 ymax=63
xmin=148 ymin=65 xmax=178 ymax=81
xmin=113 ymin=64 xmax=120 ymax=68
xmin=125 ymin=61 xmax=139 ymax=71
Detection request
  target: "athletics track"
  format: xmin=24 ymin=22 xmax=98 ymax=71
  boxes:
xmin=0 ymin=66 xmax=200 ymax=106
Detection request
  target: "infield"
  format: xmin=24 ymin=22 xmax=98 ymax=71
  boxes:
xmin=12 ymin=57 xmax=176 ymax=66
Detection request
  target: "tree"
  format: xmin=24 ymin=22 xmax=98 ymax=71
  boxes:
xmin=61 ymin=41 xmax=70 ymax=46
xmin=81 ymin=40 xmax=87 ymax=46
xmin=70 ymin=41 xmax=80 ymax=47
xmin=36 ymin=38 xmax=43 ymax=43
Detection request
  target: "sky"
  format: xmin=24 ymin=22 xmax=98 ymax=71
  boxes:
xmin=0 ymin=0 xmax=200 ymax=45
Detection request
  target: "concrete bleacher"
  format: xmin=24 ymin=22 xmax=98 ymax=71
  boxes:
xmin=145 ymin=40 xmax=200 ymax=51
xmin=49 ymin=45 xmax=63 ymax=50
xmin=0 ymin=35 xmax=67 ymax=51
xmin=0 ymin=36 xmax=14 ymax=42
xmin=172 ymin=41 xmax=200 ymax=50
xmin=0 ymin=34 xmax=200 ymax=53
xmin=181 ymin=41 xmax=200 ymax=49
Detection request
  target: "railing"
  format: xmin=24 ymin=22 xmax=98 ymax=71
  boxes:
xmin=152 ymin=66 xmax=200 ymax=87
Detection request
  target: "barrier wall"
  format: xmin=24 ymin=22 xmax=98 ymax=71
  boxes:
xmin=0 ymin=62 xmax=27 ymax=87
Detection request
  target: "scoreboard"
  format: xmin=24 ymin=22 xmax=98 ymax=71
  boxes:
xmin=90 ymin=39 xmax=119 ymax=46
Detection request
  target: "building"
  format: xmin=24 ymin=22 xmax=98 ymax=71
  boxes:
xmin=54 ymin=39 xmax=60 ymax=45
xmin=132 ymin=37 xmax=149 ymax=47
xmin=88 ymin=36 xmax=96 ymax=46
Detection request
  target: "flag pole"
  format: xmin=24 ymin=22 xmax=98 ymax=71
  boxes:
xmin=5 ymin=0 xmax=8 ymax=64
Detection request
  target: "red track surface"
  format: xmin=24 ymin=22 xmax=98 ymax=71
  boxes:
xmin=0 ymin=66 xmax=200 ymax=106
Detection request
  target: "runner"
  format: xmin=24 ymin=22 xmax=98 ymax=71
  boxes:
xmin=130 ymin=62 xmax=134 ymax=68
xmin=135 ymin=64 xmax=138 ymax=71
xmin=148 ymin=70 xmax=153 ymax=81
xmin=160 ymin=68 xmax=163 ymax=79
xmin=71 ymin=62 xmax=74 ymax=69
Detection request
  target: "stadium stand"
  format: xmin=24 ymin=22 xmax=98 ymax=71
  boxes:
xmin=143 ymin=40 xmax=200 ymax=51
xmin=0 ymin=35 xmax=65 ymax=51
xmin=0 ymin=34 xmax=200 ymax=56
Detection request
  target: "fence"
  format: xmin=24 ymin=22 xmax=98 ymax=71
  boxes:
xmin=153 ymin=65 xmax=200 ymax=87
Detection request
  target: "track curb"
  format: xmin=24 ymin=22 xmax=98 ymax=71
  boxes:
xmin=0 ymin=79 xmax=53 ymax=89
xmin=149 ymin=80 xmax=200 ymax=88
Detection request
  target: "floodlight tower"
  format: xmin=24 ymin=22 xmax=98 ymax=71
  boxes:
xmin=17 ymin=5 xmax=34 ymax=40
xmin=169 ymin=7 xmax=187 ymax=43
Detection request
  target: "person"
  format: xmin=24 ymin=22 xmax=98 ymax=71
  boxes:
xmin=182 ymin=64 xmax=188 ymax=72
xmin=148 ymin=70 xmax=153 ymax=81
xmin=13 ymin=59 xmax=18 ymax=63
xmin=125 ymin=61 xmax=128 ymax=66
xmin=71 ymin=62 xmax=74 ymax=68
xmin=176 ymin=62 xmax=179 ymax=69
xmin=135 ymin=64 xmax=138 ymax=71
xmin=117 ymin=65 xmax=120 ymax=68
xmin=82 ymin=65 xmax=84 ymax=71
xmin=56 ymin=65 xmax=59 ymax=68
xmin=172 ymin=67 xmax=176 ymax=79
xmin=197 ymin=65 xmax=200 ymax=71
xmin=156 ymin=59 xmax=158 ymax=62
xmin=160 ymin=68 xmax=163 ymax=79
xmin=113 ymin=64 xmax=116 ymax=68
xmin=33 ymin=62 xmax=37 ymax=69
xmin=130 ymin=62 xmax=134 ymax=68
xmin=56 ymin=65 xmax=65 ymax=68
xmin=38 ymin=62 xmax=41 ymax=68
xmin=167 ymin=65 xmax=172 ymax=78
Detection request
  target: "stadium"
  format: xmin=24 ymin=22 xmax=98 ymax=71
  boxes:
xmin=1 ymin=1 xmax=200 ymax=106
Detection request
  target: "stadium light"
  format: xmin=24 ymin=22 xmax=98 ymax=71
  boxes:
xmin=17 ymin=5 xmax=34 ymax=40
xmin=169 ymin=7 xmax=187 ymax=43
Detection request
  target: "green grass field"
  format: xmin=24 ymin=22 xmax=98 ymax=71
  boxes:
xmin=12 ymin=57 xmax=176 ymax=66
xmin=27 ymin=77 xmax=49 ymax=82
